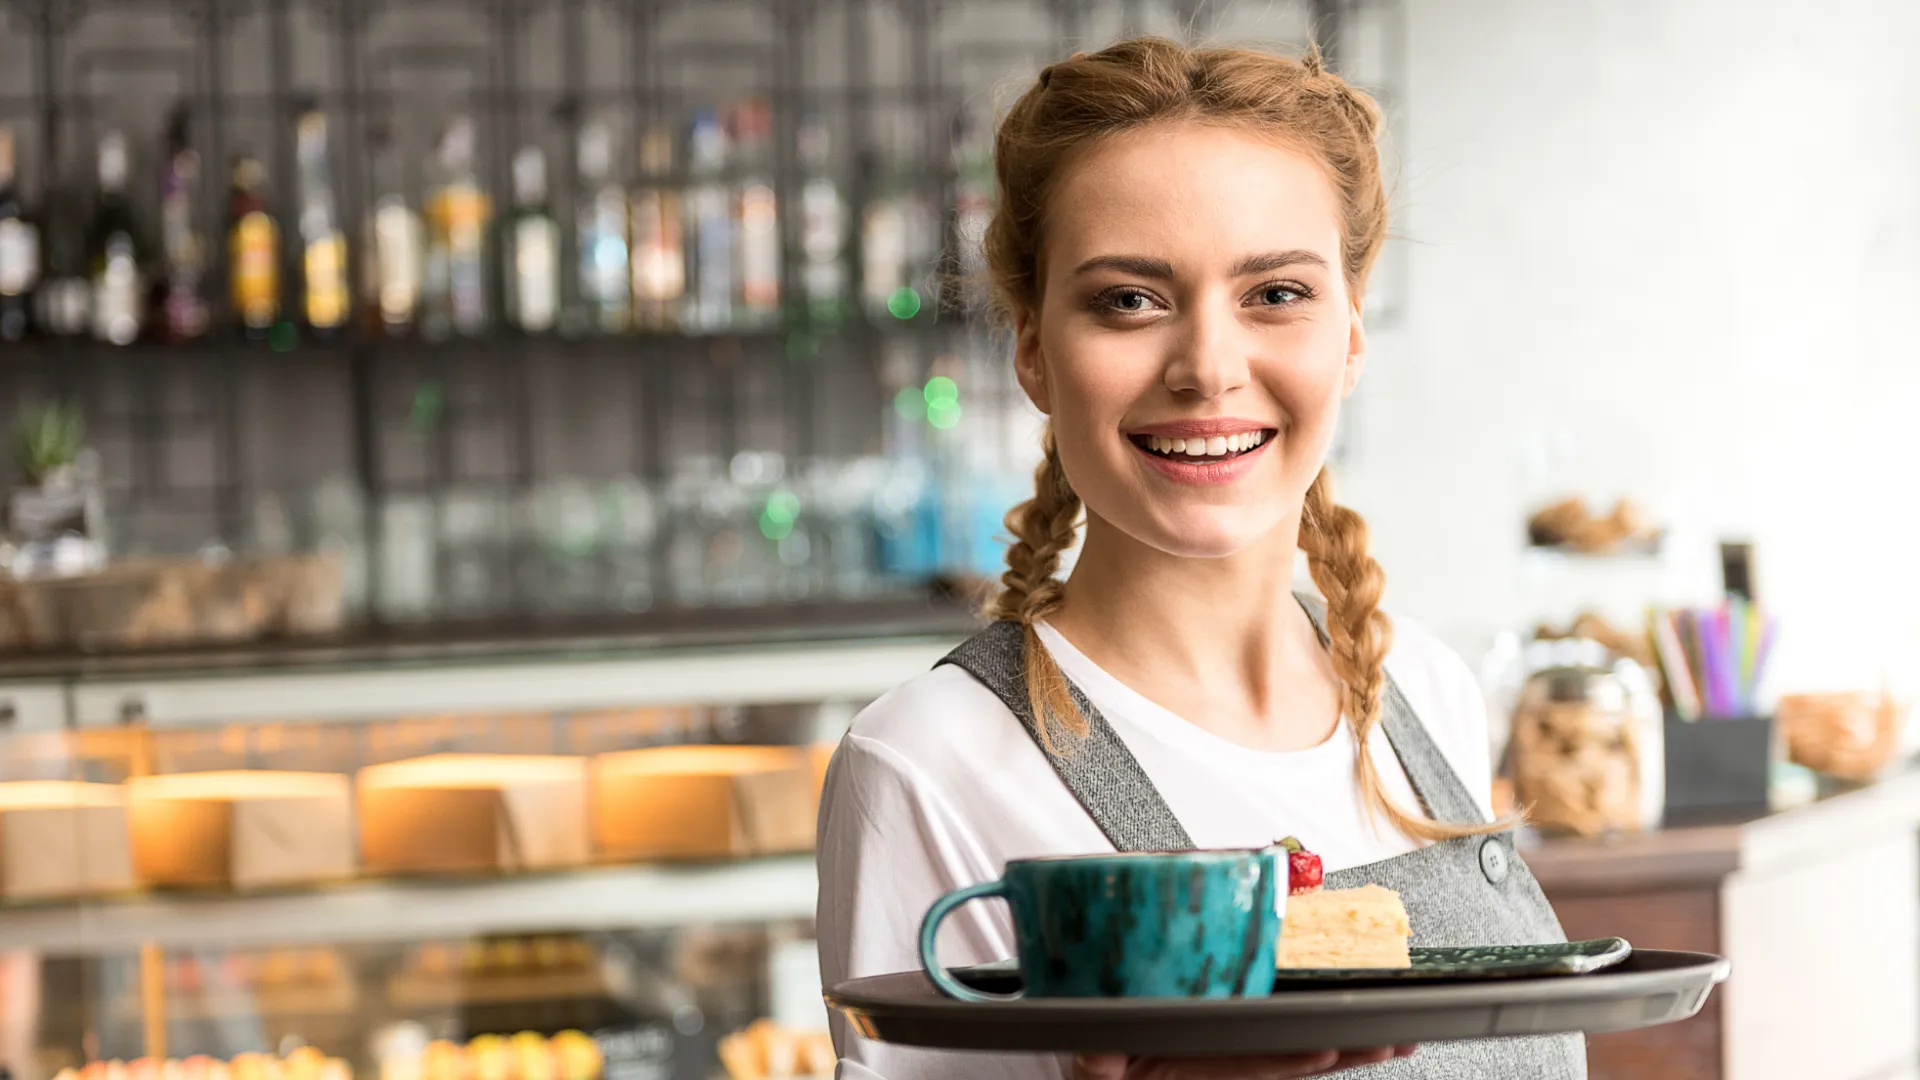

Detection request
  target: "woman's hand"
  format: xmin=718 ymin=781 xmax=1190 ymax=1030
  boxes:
xmin=1072 ymin=1047 xmax=1417 ymax=1079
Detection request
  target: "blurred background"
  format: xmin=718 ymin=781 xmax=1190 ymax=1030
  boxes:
xmin=0 ymin=0 xmax=1916 ymax=1078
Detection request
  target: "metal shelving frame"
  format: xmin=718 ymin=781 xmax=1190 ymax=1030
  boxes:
xmin=0 ymin=0 xmax=1400 ymax=630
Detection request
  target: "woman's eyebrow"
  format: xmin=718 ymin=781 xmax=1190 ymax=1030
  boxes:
xmin=1071 ymin=254 xmax=1175 ymax=279
xmin=1069 ymin=250 xmax=1330 ymax=279
xmin=1233 ymin=249 xmax=1329 ymax=275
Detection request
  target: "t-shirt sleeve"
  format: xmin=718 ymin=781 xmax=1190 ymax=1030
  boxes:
xmin=815 ymin=732 xmax=1065 ymax=1080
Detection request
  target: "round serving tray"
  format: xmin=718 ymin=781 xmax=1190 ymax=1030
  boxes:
xmin=826 ymin=949 xmax=1729 ymax=1056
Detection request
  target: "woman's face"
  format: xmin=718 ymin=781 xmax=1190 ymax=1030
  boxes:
xmin=1015 ymin=123 xmax=1365 ymax=560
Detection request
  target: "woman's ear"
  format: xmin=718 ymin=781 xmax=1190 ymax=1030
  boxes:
xmin=1342 ymin=296 xmax=1369 ymax=398
xmin=1014 ymin=306 xmax=1052 ymax=415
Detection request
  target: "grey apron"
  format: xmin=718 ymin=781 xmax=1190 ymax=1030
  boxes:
xmin=936 ymin=597 xmax=1586 ymax=1079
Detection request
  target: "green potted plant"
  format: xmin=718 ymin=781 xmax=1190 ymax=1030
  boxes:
xmin=12 ymin=401 xmax=85 ymax=491
xmin=7 ymin=402 xmax=99 ymax=575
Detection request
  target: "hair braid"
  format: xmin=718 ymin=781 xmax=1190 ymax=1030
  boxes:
xmin=985 ymin=426 xmax=1087 ymax=751
xmin=1302 ymin=471 xmax=1504 ymax=840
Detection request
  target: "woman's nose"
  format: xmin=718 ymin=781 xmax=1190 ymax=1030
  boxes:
xmin=1163 ymin=304 xmax=1251 ymax=399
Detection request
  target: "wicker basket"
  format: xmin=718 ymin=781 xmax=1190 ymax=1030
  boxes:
xmin=1780 ymin=692 xmax=1905 ymax=781
xmin=0 ymin=554 xmax=344 ymax=652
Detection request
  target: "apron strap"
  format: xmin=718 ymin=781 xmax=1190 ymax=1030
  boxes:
xmin=936 ymin=620 xmax=1196 ymax=852
xmin=1293 ymin=595 xmax=1490 ymax=826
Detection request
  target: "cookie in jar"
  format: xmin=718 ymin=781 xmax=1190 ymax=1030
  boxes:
xmin=1509 ymin=659 xmax=1664 ymax=836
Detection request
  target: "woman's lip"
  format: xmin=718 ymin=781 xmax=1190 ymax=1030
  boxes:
xmin=1127 ymin=418 xmax=1275 ymax=439
xmin=1130 ymin=435 xmax=1273 ymax=487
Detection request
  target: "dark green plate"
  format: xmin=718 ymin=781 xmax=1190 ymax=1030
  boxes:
xmin=1272 ymin=937 xmax=1633 ymax=985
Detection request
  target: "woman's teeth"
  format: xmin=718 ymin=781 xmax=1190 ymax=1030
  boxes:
xmin=1142 ymin=431 xmax=1268 ymax=458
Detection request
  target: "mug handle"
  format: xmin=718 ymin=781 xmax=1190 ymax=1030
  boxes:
xmin=919 ymin=880 xmax=1024 ymax=1003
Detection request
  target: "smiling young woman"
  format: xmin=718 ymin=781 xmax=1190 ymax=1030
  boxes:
xmin=815 ymin=38 xmax=1582 ymax=1080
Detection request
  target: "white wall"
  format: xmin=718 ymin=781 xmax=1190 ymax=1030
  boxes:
xmin=1343 ymin=0 xmax=1920 ymax=700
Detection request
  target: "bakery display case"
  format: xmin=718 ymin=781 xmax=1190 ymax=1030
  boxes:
xmin=0 ymin=629 xmax=960 ymax=1080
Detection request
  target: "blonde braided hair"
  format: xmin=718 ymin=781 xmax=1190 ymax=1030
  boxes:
xmin=982 ymin=429 xmax=1085 ymax=754
xmin=983 ymin=38 xmax=1502 ymax=841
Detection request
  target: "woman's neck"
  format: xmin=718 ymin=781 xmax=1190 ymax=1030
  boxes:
xmin=1049 ymin=511 xmax=1344 ymax=753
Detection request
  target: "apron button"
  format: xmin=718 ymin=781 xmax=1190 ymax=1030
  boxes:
xmin=1479 ymin=838 xmax=1510 ymax=885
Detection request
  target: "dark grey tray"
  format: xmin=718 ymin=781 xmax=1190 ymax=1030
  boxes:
xmin=826 ymin=949 xmax=1729 ymax=1055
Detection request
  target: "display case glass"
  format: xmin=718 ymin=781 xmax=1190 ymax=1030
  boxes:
xmin=0 ymin=659 xmax=881 ymax=1080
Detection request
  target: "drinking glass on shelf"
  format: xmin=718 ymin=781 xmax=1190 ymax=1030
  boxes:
xmin=600 ymin=472 xmax=660 ymax=614
xmin=530 ymin=476 xmax=604 ymax=615
xmin=378 ymin=495 xmax=436 ymax=620
xmin=664 ymin=455 xmax=721 ymax=609
xmin=438 ymin=486 xmax=511 ymax=617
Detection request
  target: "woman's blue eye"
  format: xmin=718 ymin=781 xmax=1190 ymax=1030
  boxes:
xmin=1260 ymin=285 xmax=1302 ymax=305
xmin=1112 ymin=290 xmax=1150 ymax=311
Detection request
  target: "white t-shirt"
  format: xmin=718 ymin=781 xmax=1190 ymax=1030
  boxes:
xmin=815 ymin=614 xmax=1496 ymax=1080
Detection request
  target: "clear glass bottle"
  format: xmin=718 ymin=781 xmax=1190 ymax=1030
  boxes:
xmin=682 ymin=109 xmax=733 ymax=334
xmin=794 ymin=112 xmax=846 ymax=328
xmin=949 ymin=106 xmax=994 ymax=314
xmin=730 ymin=99 xmax=779 ymax=328
xmin=573 ymin=119 xmax=630 ymax=335
xmin=628 ymin=126 xmax=684 ymax=331
xmin=88 ymin=130 xmax=143 ymax=346
xmin=364 ymin=124 xmax=422 ymax=338
xmin=860 ymin=114 xmax=935 ymax=324
xmin=423 ymin=116 xmax=490 ymax=339
xmin=504 ymin=146 xmax=559 ymax=334
xmin=0 ymin=124 xmax=39 ymax=342
xmin=295 ymin=105 xmax=351 ymax=337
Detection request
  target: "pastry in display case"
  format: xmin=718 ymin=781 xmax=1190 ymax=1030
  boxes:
xmin=715 ymin=1021 xmax=833 ymax=1080
xmin=591 ymin=747 xmax=816 ymax=861
xmin=0 ymin=781 xmax=135 ymax=900
xmin=357 ymin=756 xmax=590 ymax=876
xmin=388 ymin=936 xmax=603 ymax=1010
xmin=127 ymin=773 xmax=356 ymax=890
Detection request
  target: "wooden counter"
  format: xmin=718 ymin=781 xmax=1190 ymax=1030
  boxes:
xmin=1524 ymin=767 xmax=1920 ymax=1080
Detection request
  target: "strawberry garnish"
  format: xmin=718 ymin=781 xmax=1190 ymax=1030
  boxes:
xmin=1277 ymin=835 xmax=1324 ymax=895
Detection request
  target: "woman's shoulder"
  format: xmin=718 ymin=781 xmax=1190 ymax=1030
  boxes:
xmin=839 ymin=661 xmax=1037 ymax=780
xmin=1382 ymin=609 xmax=1481 ymax=705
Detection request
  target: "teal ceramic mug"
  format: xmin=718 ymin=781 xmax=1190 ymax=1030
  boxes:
xmin=918 ymin=848 xmax=1283 ymax=1002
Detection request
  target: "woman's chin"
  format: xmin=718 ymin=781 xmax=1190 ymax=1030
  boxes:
xmin=1125 ymin=514 xmax=1284 ymax=562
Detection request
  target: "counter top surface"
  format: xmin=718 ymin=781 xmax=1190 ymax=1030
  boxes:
xmin=0 ymin=594 xmax=985 ymax=683
xmin=1521 ymin=762 xmax=1920 ymax=893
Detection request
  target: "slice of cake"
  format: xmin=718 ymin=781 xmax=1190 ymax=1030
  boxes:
xmin=1274 ymin=837 xmax=1413 ymax=970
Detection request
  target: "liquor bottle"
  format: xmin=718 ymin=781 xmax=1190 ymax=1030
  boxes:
xmin=628 ymin=126 xmax=683 ymax=331
xmin=504 ymin=145 xmax=558 ymax=334
xmin=157 ymin=104 xmax=209 ymax=342
xmin=794 ymin=112 xmax=846 ymax=327
xmin=422 ymin=116 xmax=489 ymax=339
xmin=295 ymin=105 xmax=350 ymax=336
xmin=364 ymin=124 xmax=422 ymax=337
xmin=88 ymin=130 xmax=144 ymax=345
xmin=227 ymin=154 xmax=280 ymax=341
xmin=682 ymin=109 xmax=732 ymax=334
xmin=574 ymin=120 xmax=630 ymax=334
xmin=949 ymin=106 xmax=994 ymax=313
xmin=35 ymin=161 xmax=87 ymax=339
xmin=729 ymin=99 xmax=779 ymax=327
xmin=860 ymin=113 xmax=936 ymax=323
xmin=0 ymin=125 xmax=39 ymax=342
